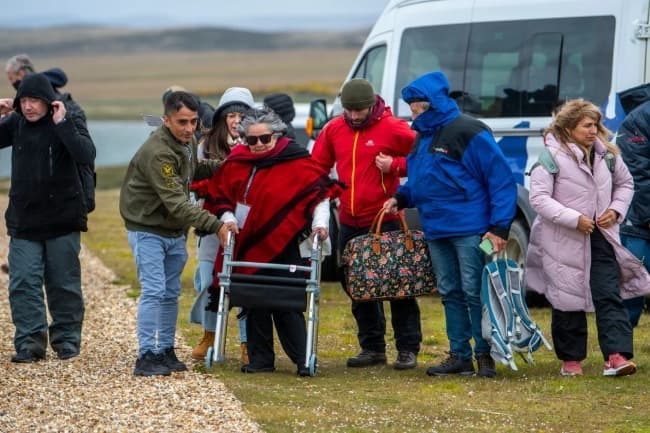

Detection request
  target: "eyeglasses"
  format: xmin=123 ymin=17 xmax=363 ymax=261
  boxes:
xmin=245 ymin=134 xmax=274 ymax=146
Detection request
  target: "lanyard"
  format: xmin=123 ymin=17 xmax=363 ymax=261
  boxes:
xmin=242 ymin=166 xmax=257 ymax=204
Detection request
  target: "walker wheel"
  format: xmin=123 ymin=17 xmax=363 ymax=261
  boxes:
xmin=205 ymin=347 xmax=214 ymax=368
xmin=309 ymin=354 xmax=318 ymax=377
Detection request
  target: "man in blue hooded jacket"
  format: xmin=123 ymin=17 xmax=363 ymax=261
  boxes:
xmin=384 ymin=71 xmax=517 ymax=377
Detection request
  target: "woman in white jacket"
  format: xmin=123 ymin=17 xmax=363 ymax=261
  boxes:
xmin=189 ymin=87 xmax=254 ymax=362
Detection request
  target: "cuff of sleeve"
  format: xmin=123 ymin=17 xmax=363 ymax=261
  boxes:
xmin=489 ymin=225 xmax=510 ymax=240
xmin=221 ymin=211 xmax=237 ymax=224
xmin=394 ymin=192 xmax=408 ymax=210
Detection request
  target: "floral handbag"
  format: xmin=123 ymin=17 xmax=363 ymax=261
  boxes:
xmin=341 ymin=209 xmax=437 ymax=301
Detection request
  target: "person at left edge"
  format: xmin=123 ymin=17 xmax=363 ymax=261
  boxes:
xmin=120 ymin=91 xmax=237 ymax=377
xmin=0 ymin=73 xmax=95 ymax=363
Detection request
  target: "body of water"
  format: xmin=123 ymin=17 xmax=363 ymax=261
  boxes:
xmin=0 ymin=120 xmax=153 ymax=177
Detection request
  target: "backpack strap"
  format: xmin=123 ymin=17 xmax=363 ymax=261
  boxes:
xmin=604 ymin=151 xmax=616 ymax=173
xmin=526 ymin=148 xmax=559 ymax=176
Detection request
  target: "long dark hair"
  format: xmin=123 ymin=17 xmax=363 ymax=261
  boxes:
xmin=201 ymin=115 xmax=234 ymax=160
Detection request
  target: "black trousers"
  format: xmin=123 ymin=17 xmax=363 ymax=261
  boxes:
xmin=246 ymin=308 xmax=306 ymax=368
xmin=552 ymin=228 xmax=633 ymax=361
xmin=340 ymin=221 xmax=422 ymax=354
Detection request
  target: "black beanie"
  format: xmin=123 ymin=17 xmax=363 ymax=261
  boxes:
xmin=340 ymin=79 xmax=375 ymax=110
xmin=263 ymin=93 xmax=295 ymax=122
xmin=14 ymin=73 xmax=57 ymax=113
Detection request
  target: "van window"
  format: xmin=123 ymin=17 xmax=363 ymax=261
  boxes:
xmin=396 ymin=24 xmax=470 ymax=109
xmin=395 ymin=16 xmax=615 ymax=118
xmin=351 ymin=45 xmax=387 ymax=93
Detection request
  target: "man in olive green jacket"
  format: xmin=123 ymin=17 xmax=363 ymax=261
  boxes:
xmin=120 ymin=91 xmax=237 ymax=377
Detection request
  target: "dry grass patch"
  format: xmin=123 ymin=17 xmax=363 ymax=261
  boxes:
xmin=11 ymin=49 xmax=359 ymax=119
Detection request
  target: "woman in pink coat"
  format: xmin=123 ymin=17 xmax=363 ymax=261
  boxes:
xmin=526 ymin=100 xmax=650 ymax=377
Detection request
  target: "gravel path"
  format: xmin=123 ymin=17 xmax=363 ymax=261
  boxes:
xmin=0 ymin=198 xmax=262 ymax=433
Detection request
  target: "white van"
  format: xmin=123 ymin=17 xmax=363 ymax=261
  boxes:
xmin=310 ymin=0 xmax=650 ymax=276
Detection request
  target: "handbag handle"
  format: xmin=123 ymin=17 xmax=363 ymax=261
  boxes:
xmin=369 ymin=208 xmax=414 ymax=254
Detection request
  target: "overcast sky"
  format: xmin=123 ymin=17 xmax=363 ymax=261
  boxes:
xmin=8 ymin=0 xmax=391 ymax=31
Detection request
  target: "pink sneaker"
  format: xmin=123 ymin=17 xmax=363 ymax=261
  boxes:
xmin=603 ymin=353 xmax=636 ymax=377
xmin=560 ymin=360 xmax=583 ymax=376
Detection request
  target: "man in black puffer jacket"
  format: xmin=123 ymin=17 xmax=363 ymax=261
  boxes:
xmin=0 ymin=73 xmax=95 ymax=363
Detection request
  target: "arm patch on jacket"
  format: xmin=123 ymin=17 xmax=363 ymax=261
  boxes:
xmin=161 ymin=163 xmax=177 ymax=188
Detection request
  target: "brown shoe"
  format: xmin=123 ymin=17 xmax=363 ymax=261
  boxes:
xmin=241 ymin=342 xmax=249 ymax=365
xmin=191 ymin=331 xmax=215 ymax=360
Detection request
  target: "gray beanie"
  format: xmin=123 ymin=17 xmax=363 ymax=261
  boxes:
xmin=213 ymin=87 xmax=254 ymax=126
xmin=340 ymin=78 xmax=375 ymax=110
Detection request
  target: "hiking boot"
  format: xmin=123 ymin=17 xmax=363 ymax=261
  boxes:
xmin=241 ymin=342 xmax=249 ymax=365
xmin=346 ymin=349 xmax=387 ymax=368
xmin=426 ymin=353 xmax=475 ymax=376
xmin=603 ymin=353 xmax=636 ymax=377
xmin=11 ymin=349 xmax=44 ymax=364
xmin=163 ymin=347 xmax=187 ymax=372
xmin=476 ymin=353 xmax=496 ymax=378
xmin=134 ymin=350 xmax=171 ymax=377
xmin=393 ymin=351 xmax=417 ymax=370
xmin=191 ymin=331 xmax=215 ymax=361
xmin=560 ymin=360 xmax=583 ymax=376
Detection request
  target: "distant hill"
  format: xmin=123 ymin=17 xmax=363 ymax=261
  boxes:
xmin=0 ymin=26 xmax=370 ymax=57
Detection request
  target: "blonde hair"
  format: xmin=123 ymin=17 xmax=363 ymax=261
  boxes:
xmin=545 ymin=99 xmax=619 ymax=165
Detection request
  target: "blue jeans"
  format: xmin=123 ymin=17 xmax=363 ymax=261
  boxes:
xmin=621 ymin=235 xmax=650 ymax=327
xmin=8 ymin=232 xmax=83 ymax=355
xmin=127 ymin=231 xmax=188 ymax=357
xmin=194 ymin=260 xmax=247 ymax=342
xmin=426 ymin=235 xmax=489 ymax=361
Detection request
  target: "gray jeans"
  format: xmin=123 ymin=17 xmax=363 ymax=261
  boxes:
xmin=8 ymin=232 xmax=83 ymax=355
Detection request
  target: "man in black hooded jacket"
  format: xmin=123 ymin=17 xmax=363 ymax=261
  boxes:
xmin=0 ymin=73 xmax=95 ymax=363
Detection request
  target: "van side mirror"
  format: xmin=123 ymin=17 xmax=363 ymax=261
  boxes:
xmin=307 ymin=98 xmax=328 ymax=139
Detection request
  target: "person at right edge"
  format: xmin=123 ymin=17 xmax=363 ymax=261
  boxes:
xmin=311 ymin=78 xmax=422 ymax=370
xmin=384 ymin=71 xmax=517 ymax=378
xmin=526 ymin=100 xmax=650 ymax=377
xmin=616 ymin=96 xmax=650 ymax=327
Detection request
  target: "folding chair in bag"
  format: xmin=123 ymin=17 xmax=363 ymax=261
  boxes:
xmin=481 ymin=252 xmax=552 ymax=371
xmin=206 ymin=232 xmax=323 ymax=377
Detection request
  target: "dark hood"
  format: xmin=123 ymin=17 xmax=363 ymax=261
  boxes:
xmin=13 ymin=73 xmax=58 ymax=114
xmin=12 ymin=67 xmax=68 ymax=91
xmin=401 ymin=71 xmax=460 ymax=134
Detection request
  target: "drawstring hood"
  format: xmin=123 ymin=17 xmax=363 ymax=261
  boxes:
xmin=13 ymin=73 xmax=57 ymax=114
xmin=402 ymin=71 xmax=460 ymax=134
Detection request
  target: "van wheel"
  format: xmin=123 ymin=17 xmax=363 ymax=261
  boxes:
xmin=507 ymin=218 xmax=548 ymax=308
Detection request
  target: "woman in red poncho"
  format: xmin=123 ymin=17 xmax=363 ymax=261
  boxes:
xmin=202 ymin=107 xmax=343 ymax=375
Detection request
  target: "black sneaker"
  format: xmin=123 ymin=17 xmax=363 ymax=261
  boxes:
xmin=134 ymin=350 xmax=172 ymax=377
xmin=476 ymin=353 xmax=496 ymax=378
xmin=57 ymin=347 xmax=80 ymax=360
xmin=346 ymin=349 xmax=387 ymax=368
xmin=241 ymin=364 xmax=276 ymax=373
xmin=393 ymin=351 xmax=417 ymax=370
xmin=11 ymin=350 xmax=44 ymax=363
xmin=162 ymin=348 xmax=187 ymax=372
xmin=297 ymin=364 xmax=311 ymax=377
xmin=426 ymin=353 xmax=475 ymax=376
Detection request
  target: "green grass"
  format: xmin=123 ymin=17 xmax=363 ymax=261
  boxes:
xmin=83 ymin=187 xmax=650 ymax=433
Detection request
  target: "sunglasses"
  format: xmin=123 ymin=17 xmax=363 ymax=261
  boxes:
xmin=245 ymin=134 xmax=274 ymax=146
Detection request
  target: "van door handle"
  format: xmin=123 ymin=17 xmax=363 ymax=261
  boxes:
xmin=492 ymin=128 xmax=545 ymax=137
